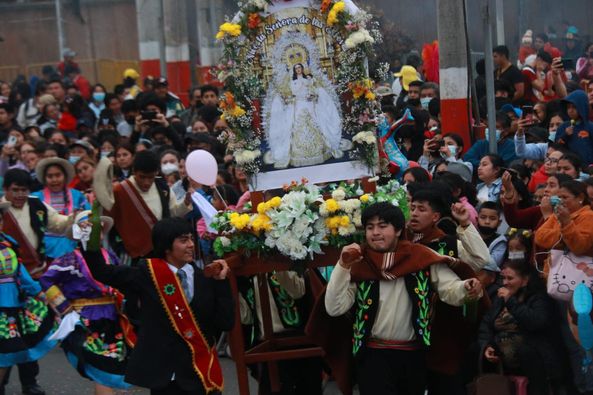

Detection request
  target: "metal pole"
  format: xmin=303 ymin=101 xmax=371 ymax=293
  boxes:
xmin=55 ymin=0 xmax=65 ymax=59
xmin=186 ymin=0 xmax=199 ymax=86
xmin=495 ymin=0 xmax=505 ymax=45
xmin=158 ymin=0 xmax=167 ymax=78
xmin=484 ymin=0 xmax=497 ymax=154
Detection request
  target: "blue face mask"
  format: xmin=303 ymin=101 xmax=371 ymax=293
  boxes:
xmin=100 ymin=151 xmax=111 ymax=159
xmin=92 ymin=92 xmax=106 ymax=103
xmin=448 ymin=145 xmax=457 ymax=157
xmin=420 ymin=97 xmax=431 ymax=110
xmin=69 ymin=155 xmax=80 ymax=165
xmin=484 ymin=128 xmax=501 ymax=141
xmin=548 ymin=131 xmax=557 ymax=142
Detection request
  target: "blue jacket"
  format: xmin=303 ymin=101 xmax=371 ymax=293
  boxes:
xmin=555 ymin=90 xmax=593 ymax=165
xmin=464 ymin=138 xmax=518 ymax=170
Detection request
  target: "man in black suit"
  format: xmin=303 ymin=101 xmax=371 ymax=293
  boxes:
xmin=82 ymin=217 xmax=234 ymax=394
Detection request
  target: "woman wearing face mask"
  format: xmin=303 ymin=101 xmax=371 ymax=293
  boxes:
xmin=159 ymin=149 xmax=181 ymax=187
xmin=479 ymin=259 xmax=564 ymax=395
xmin=89 ymin=84 xmax=106 ymax=120
xmin=502 ymin=172 xmax=572 ymax=230
xmin=31 ymin=158 xmax=90 ymax=259
xmin=100 ymin=137 xmax=117 ymax=161
xmin=476 ymin=154 xmax=504 ymax=203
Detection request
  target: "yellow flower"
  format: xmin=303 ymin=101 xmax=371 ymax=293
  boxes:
xmin=216 ymin=22 xmax=242 ymax=40
xmin=365 ymin=91 xmax=376 ymax=101
xmin=325 ymin=199 xmax=339 ymax=213
xmin=228 ymin=106 xmax=246 ymax=118
xmin=327 ymin=10 xmax=338 ymax=25
xmin=268 ymin=196 xmax=282 ymax=209
xmin=340 ymin=215 xmax=350 ymax=227
xmin=257 ymin=203 xmax=267 ymax=215
xmin=230 ymin=213 xmax=251 ymax=230
xmin=251 ymin=214 xmax=272 ymax=233
xmin=333 ymin=1 xmax=345 ymax=12
xmin=360 ymin=194 xmax=369 ymax=203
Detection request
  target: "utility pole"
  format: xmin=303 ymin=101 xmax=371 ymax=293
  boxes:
xmin=186 ymin=0 xmax=199 ymax=87
xmin=158 ymin=0 xmax=167 ymax=78
xmin=437 ymin=0 xmax=471 ymax=149
xmin=483 ymin=0 xmax=497 ymax=154
xmin=55 ymin=0 xmax=65 ymax=59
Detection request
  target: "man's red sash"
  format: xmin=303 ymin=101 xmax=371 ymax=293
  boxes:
xmin=147 ymin=258 xmax=223 ymax=393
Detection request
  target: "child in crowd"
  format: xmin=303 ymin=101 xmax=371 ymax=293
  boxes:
xmin=476 ymin=202 xmax=507 ymax=294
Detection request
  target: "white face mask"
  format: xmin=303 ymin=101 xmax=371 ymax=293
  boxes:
xmin=161 ymin=162 xmax=179 ymax=176
xmin=508 ymin=251 xmax=525 ymax=260
xmin=485 ymin=128 xmax=502 ymax=141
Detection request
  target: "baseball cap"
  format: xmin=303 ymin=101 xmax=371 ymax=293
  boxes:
xmin=394 ymin=65 xmax=419 ymax=91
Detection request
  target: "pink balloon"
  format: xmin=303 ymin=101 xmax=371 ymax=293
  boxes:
xmin=185 ymin=150 xmax=218 ymax=186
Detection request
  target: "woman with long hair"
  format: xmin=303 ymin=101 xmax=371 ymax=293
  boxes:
xmin=31 ymin=158 xmax=90 ymax=259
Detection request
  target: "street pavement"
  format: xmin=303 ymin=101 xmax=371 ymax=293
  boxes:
xmin=4 ymin=349 xmax=345 ymax=394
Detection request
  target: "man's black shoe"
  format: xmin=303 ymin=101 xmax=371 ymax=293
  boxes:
xmin=21 ymin=384 xmax=45 ymax=395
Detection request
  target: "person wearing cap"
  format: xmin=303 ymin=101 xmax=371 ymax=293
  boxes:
xmin=0 ymin=202 xmax=57 ymax=395
xmin=68 ymin=140 xmax=94 ymax=166
xmin=122 ymin=69 xmax=141 ymax=99
xmin=563 ymin=27 xmax=581 ymax=70
xmin=464 ymin=112 xmax=518 ymax=169
xmin=393 ymin=65 xmax=420 ymax=113
xmin=39 ymin=210 xmax=133 ymax=394
xmin=93 ymin=150 xmax=193 ymax=260
xmin=57 ymin=48 xmax=79 ymax=78
xmin=153 ymin=77 xmax=184 ymax=118
xmin=31 ymin=158 xmax=90 ymax=260
xmin=493 ymin=45 xmax=524 ymax=104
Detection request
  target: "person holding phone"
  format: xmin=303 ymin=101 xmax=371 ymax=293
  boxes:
xmin=555 ymin=89 xmax=593 ymax=165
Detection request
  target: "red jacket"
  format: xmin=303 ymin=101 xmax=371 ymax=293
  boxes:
xmin=528 ymin=165 xmax=548 ymax=193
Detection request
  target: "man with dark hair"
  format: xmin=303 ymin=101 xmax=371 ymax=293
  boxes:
xmin=0 ymin=102 xmax=17 ymax=141
xmin=200 ymin=85 xmax=219 ymax=107
xmin=63 ymin=64 xmax=91 ymax=101
xmin=420 ymin=82 xmax=439 ymax=111
xmin=323 ymin=202 xmax=482 ymax=394
xmin=464 ymin=112 xmax=518 ymax=168
xmin=179 ymin=86 xmax=203 ymax=126
xmin=93 ymin=151 xmax=192 ymax=260
xmin=408 ymin=189 xmax=489 ymax=395
xmin=154 ymin=77 xmax=184 ymax=117
xmin=0 ymin=168 xmax=74 ymax=395
xmin=493 ymin=45 xmax=524 ymax=103
xmin=81 ymin=216 xmax=234 ymax=394
xmin=47 ymin=79 xmax=66 ymax=104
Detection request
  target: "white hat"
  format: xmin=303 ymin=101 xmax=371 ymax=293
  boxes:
xmin=35 ymin=157 xmax=75 ymax=185
xmin=67 ymin=210 xmax=114 ymax=240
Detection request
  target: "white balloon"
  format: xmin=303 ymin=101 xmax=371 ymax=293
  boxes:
xmin=185 ymin=150 xmax=218 ymax=186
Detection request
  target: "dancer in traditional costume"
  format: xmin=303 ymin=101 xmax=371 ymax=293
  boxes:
xmin=0 ymin=202 xmax=57 ymax=391
xmin=81 ymin=216 xmax=233 ymax=394
xmin=39 ymin=210 xmax=134 ymax=395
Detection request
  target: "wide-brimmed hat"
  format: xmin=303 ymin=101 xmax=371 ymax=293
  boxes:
xmin=66 ymin=210 xmax=114 ymax=240
xmin=35 ymin=157 xmax=75 ymax=185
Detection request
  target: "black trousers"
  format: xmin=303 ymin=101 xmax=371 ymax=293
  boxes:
xmin=356 ymin=348 xmax=426 ymax=395
xmin=1 ymin=361 xmax=39 ymax=387
xmin=256 ymin=357 xmax=323 ymax=395
xmin=150 ymin=381 xmax=220 ymax=395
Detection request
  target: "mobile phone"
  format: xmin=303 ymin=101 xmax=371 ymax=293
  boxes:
xmin=141 ymin=111 xmax=157 ymax=120
xmin=521 ymin=105 xmax=535 ymax=124
xmin=7 ymin=136 xmax=17 ymax=147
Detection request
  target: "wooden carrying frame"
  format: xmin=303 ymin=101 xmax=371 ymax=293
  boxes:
xmin=225 ymin=179 xmax=375 ymax=394
xmin=225 ymin=249 xmax=339 ymax=394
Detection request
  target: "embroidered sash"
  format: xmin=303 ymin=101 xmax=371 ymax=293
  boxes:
xmin=120 ymin=179 xmax=157 ymax=229
xmin=42 ymin=188 xmax=74 ymax=215
xmin=147 ymin=258 xmax=223 ymax=392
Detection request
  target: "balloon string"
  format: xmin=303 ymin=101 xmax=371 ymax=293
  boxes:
xmin=213 ymin=185 xmax=229 ymax=209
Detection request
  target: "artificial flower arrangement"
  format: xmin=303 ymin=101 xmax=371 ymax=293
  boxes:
xmin=214 ymin=0 xmax=386 ymax=179
xmin=211 ymin=179 xmax=408 ymax=261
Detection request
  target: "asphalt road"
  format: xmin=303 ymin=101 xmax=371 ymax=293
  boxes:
xmin=4 ymin=349 xmax=345 ymax=394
